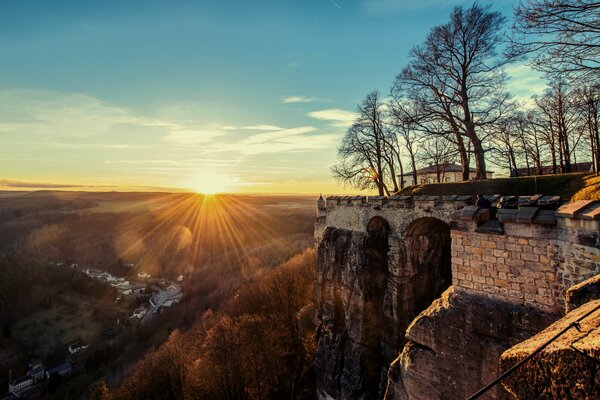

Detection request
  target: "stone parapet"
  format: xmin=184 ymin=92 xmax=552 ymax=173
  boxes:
xmin=316 ymin=195 xmax=600 ymax=314
xmin=325 ymin=195 xmax=473 ymax=209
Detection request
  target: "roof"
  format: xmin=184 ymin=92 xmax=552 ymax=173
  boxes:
xmin=401 ymin=163 xmax=493 ymax=176
xmin=45 ymin=361 xmax=71 ymax=376
xmin=27 ymin=364 xmax=44 ymax=376
xmin=10 ymin=375 xmax=33 ymax=385
xmin=513 ymin=162 xmax=592 ymax=176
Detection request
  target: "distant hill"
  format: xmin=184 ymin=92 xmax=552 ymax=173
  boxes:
xmin=397 ymin=172 xmax=600 ymax=201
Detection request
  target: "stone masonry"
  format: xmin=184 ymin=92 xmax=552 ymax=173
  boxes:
xmin=317 ymin=196 xmax=600 ymax=314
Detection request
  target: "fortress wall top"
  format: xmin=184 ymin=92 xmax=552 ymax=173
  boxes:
xmin=315 ymin=195 xmax=600 ymax=314
xmin=451 ymin=200 xmax=600 ymax=313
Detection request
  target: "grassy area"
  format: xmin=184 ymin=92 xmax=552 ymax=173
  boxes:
xmin=89 ymin=200 xmax=152 ymax=213
xmin=10 ymin=292 xmax=126 ymax=359
xmin=397 ymin=173 xmax=600 ymax=201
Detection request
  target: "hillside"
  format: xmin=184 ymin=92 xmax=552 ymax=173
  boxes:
xmin=397 ymin=173 xmax=600 ymax=201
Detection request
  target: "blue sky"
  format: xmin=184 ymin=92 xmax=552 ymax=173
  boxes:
xmin=0 ymin=0 xmax=545 ymax=193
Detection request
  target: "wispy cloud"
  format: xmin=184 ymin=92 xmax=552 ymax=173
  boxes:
xmin=283 ymin=96 xmax=317 ymax=104
xmin=505 ymin=62 xmax=548 ymax=107
xmin=162 ymin=127 xmax=230 ymax=145
xmin=329 ymin=0 xmax=343 ymax=10
xmin=307 ymin=108 xmax=356 ymax=128
xmin=240 ymin=126 xmax=317 ymax=145
xmin=241 ymin=124 xmax=283 ymax=130
xmin=205 ymin=125 xmax=338 ymax=155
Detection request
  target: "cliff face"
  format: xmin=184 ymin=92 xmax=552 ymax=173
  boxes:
xmin=386 ymin=287 xmax=556 ymax=400
xmin=314 ymin=220 xmax=452 ymax=399
xmin=500 ymin=279 xmax=600 ymax=399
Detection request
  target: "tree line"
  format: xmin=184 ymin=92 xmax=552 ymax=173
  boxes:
xmin=108 ymin=249 xmax=316 ymax=400
xmin=333 ymin=1 xmax=600 ymax=195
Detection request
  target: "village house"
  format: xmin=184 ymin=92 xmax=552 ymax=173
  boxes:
xmin=138 ymin=271 xmax=151 ymax=280
xmin=114 ymin=281 xmax=145 ymax=296
xmin=68 ymin=341 xmax=90 ymax=355
xmin=162 ymin=298 xmax=180 ymax=308
xmin=130 ymin=306 xmax=148 ymax=319
xmin=8 ymin=362 xmax=44 ymax=396
xmin=9 ymin=375 xmax=34 ymax=396
xmin=45 ymin=361 xmax=72 ymax=379
xmin=399 ymin=163 xmax=494 ymax=186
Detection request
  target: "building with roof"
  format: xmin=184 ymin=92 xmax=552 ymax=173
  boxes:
xmin=400 ymin=163 xmax=494 ymax=186
xmin=27 ymin=362 xmax=44 ymax=382
xmin=68 ymin=342 xmax=89 ymax=355
xmin=130 ymin=306 xmax=148 ymax=319
xmin=8 ymin=362 xmax=45 ymax=396
xmin=8 ymin=375 xmax=34 ymax=396
xmin=44 ymin=361 xmax=72 ymax=379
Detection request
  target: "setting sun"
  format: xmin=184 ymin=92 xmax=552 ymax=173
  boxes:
xmin=187 ymin=172 xmax=236 ymax=194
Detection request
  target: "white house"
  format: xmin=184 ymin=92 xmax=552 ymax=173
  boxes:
xmin=162 ymin=299 xmax=180 ymax=307
xmin=138 ymin=272 xmax=151 ymax=280
xmin=131 ymin=306 xmax=148 ymax=319
xmin=9 ymin=375 xmax=34 ymax=395
xmin=68 ymin=342 xmax=90 ymax=354
xmin=399 ymin=163 xmax=494 ymax=186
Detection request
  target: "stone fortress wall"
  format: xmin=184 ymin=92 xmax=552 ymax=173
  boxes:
xmin=316 ymin=195 xmax=600 ymax=314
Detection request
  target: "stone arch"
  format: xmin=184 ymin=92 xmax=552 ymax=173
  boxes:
xmin=401 ymin=217 xmax=452 ymax=321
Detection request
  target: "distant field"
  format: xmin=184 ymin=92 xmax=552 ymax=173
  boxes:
xmin=397 ymin=173 xmax=600 ymax=201
xmin=90 ymin=200 xmax=153 ymax=213
xmin=10 ymin=292 xmax=126 ymax=359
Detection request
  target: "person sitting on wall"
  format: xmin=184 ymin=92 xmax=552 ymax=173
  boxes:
xmin=476 ymin=194 xmax=496 ymax=219
xmin=476 ymin=194 xmax=492 ymax=208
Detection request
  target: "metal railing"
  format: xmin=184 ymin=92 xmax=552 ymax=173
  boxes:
xmin=467 ymin=303 xmax=600 ymax=400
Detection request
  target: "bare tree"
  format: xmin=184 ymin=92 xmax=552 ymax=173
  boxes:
xmin=489 ymin=117 xmax=521 ymax=176
xmin=575 ymin=83 xmax=600 ymax=174
xmin=534 ymin=81 xmax=583 ymax=173
xmin=393 ymin=4 xmax=510 ymax=180
xmin=388 ymin=98 xmax=420 ymax=187
xmin=511 ymin=0 xmax=600 ymax=82
xmin=418 ymin=136 xmax=456 ymax=183
xmin=332 ymin=91 xmax=392 ymax=195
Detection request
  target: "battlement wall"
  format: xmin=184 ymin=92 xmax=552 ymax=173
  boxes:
xmin=315 ymin=195 xmax=600 ymax=314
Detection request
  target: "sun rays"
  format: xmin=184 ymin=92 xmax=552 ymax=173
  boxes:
xmin=107 ymin=193 xmax=297 ymax=279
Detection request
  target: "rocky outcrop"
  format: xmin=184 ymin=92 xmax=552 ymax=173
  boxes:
xmin=500 ymin=299 xmax=600 ymax=399
xmin=386 ymin=287 xmax=556 ymax=400
xmin=566 ymin=274 xmax=600 ymax=312
xmin=314 ymin=219 xmax=452 ymax=400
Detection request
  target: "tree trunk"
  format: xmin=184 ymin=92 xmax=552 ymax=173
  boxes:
xmin=471 ymin=136 xmax=487 ymax=179
xmin=455 ymin=133 xmax=470 ymax=181
xmin=397 ymin=153 xmax=404 ymax=189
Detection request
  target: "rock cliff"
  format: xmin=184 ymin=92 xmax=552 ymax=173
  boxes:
xmin=386 ymin=287 xmax=556 ymax=400
xmin=314 ymin=219 xmax=452 ymax=399
xmin=500 ymin=299 xmax=600 ymax=399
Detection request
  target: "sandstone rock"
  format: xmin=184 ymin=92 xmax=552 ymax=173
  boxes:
xmin=388 ymin=287 xmax=556 ymax=400
xmin=314 ymin=219 xmax=452 ymax=400
xmin=500 ymin=299 xmax=600 ymax=400
xmin=566 ymin=273 xmax=600 ymax=312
